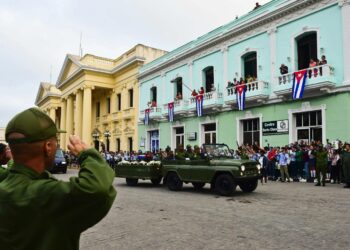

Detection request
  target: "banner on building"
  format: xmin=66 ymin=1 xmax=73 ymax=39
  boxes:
xmin=196 ymin=95 xmax=203 ymax=117
xmin=144 ymin=109 xmax=150 ymax=125
xmin=236 ymin=84 xmax=247 ymax=111
xmin=292 ymin=69 xmax=307 ymax=99
xmin=168 ymin=102 xmax=174 ymax=122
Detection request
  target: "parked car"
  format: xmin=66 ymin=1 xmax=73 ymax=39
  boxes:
xmin=50 ymin=149 xmax=67 ymax=174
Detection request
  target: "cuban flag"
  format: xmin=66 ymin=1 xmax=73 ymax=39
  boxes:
xmin=292 ymin=70 xmax=307 ymax=99
xmin=236 ymin=84 xmax=246 ymax=111
xmin=196 ymin=95 xmax=203 ymax=117
xmin=168 ymin=102 xmax=174 ymax=122
xmin=144 ymin=109 xmax=150 ymax=125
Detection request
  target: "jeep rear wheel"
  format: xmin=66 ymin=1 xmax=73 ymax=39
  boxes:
xmin=215 ymin=174 xmax=236 ymax=196
xmin=166 ymin=172 xmax=183 ymax=191
xmin=192 ymin=182 xmax=205 ymax=190
xmin=239 ymin=179 xmax=258 ymax=193
xmin=151 ymin=177 xmax=162 ymax=185
xmin=126 ymin=178 xmax=138 ymax=186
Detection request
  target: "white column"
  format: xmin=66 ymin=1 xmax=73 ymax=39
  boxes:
xmin=82 ymin=86 xmax=92 ymax=146
xmin=66 ymin=95 xmax=74 ymax=144
xmin=75 ymin=90 xmax=83 ymax=138
xmin=221 ymin=46 xmax=228 ymax=92
xmin=60 ymin=99 xmax=67 ymax=150
xmin=267 ymin=27 xmax=277 ymax=97
xmin=188 ymin=61 xmax=193 ymax=92
xmin=340 ymin=0 xmax=350 ymax=84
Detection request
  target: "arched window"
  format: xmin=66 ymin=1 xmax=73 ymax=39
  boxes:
xmin=173 ymin=77 xmax=183 ymax=99
xmin=296 ymin=31 xmax=317 ymax=70
xmin=202 ymin=66 xmax=214 ymax=92
xmin=242 ymin=52 xmax=257 ymax=80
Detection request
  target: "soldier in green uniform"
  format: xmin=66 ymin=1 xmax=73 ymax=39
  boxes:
xmin=315 ymin=145 xmax=328 ymax=186
xmin=0 ymin=107 xmax=117 ymax=250
xmin=342 ymin=143 xmax=350 ymax=188
xmin=0 ymin=143 xmax=13 ymax=181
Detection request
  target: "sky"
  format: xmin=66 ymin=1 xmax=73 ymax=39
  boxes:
xmin=0 ymin=0 xmax=270 ymax=127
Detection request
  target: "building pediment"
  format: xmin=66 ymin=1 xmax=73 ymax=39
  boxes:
xmin=35 ymin=82 xmax=61 ymax=106
xmin=56 ymin=54 xmax=82 ymax=88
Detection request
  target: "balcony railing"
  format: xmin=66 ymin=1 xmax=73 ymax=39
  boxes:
xmin=162 ymin=100 xmax=187 ymax=114
xmin=112 ymin=111 xmax=122 ymax=121
xmin=224 ymin=80 xmax=270 ymax=105
xmin=123 ymin=107 xmax=135 ymax=119
xmin=140 ymin=107 xmax=163 ymax=121
xmin=274 ymin=65 xmax=336 ymax=97
xmin=187 ymin=91 xmax=223 ymax=111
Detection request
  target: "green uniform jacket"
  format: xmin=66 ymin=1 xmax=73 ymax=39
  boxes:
xmin=315 ymin=150 xmax=328 ymax=168
xmin=0 ymin=166 xmax=8 ymax=182
xmin=342 ymin=151 xmax=350 ymax=182
xmin=0 ymin=149 xmax=117 ymax=250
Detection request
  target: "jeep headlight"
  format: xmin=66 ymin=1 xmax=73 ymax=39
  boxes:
xmin=256 ymin=164 xmax=261 ymax=170
xmin=241 ymin=165 xmax=245 ymax=172
xmin=62 ymin=161 xmax=66 ymax=164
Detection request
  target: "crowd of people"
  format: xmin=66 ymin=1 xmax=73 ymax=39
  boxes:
xmin=60 ymin=139 xmax=350 ymax=189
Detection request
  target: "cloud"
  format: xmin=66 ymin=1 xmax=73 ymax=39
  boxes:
xmin=0 ymin=0 xmax=270 ymax=127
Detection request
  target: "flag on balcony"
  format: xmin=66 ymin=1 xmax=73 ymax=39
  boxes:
xmin=236 ymin=84 xmax=246 ymax=111
xmin=144 ymin=109 xmax=150 ymax=125
xmin=292 ymin=69 xmax=307 ymax=99
xmin=196 ymin=94 xmax=203 ymax=116
xmin=168 ymin=102 xmax=174 ymax=122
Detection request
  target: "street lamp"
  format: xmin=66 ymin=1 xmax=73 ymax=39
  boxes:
xmin=104 ymin=130 xmax=111 ymax=152
xmin=92 ymin=131 xmax=100 ymax=150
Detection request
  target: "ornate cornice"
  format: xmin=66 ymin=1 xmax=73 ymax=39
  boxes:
xmin=139 ymin=0 xmax=337 ymax=82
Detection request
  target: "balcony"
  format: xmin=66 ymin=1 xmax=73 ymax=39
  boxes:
xmin=102 ymin=114 xmax=112 ymax=124
xmin=123 ymin=107 xmax=135 ymax=120
xmin=224 ymin=81 xmax=270 ymax=106
xmin=112 ymin=111 xmax=122 ymax=121
xmin=162 ymin=100 xmax=188 ymax=118
xmin=274 ymin=65 xmax=336 ymax=99
xmin=140 ymin=107 xmax=164 ymax=122
xmin=187 ymin=91 xmax=224 ymax=113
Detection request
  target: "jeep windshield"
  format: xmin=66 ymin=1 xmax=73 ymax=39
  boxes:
xmin=203 ymin=144 xmax=233 ymax=158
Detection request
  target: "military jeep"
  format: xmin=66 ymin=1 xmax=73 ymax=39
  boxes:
xmin=162 ymin=144 xmax=262 ymax=196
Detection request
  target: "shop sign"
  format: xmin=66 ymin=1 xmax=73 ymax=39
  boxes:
xmin=262 ymin=120 xmax=288 ymax=135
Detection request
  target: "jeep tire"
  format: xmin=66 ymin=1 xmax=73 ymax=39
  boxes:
xmin=166 ymin=172 xmax=183 ymax=191
xmin=151 ymin=177 xmax=162 ymax=185
xmin=239 ymin=179 xmax=258 ymax=192
xmin=126 ymin=178 xmax=138 ymax=186
xmin=192 ymin=182 xmax=205 ymax=190
xmin=215 ymin=174 xmax=236 ymax=196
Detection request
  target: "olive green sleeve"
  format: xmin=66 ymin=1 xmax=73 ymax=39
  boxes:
xmin=0 ymin=167 xmax=8 ymax=182
xmin=37 ymin=148 xmax=117 ymax=233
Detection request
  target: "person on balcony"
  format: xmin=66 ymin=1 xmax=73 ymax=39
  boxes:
xmin=191 ymin=89 xmax=198 ymax=97
xmin=279 ymin=64 xmax=289 ymax=84
xmin=226 ymin=81 xmax=234 ymax=95
xmin=309 ymin=59 xmax=318 ymax=78
xmin=198 ymin=87 xmax=205 ymax=95
xmin=175 ymin=92 xmax=182 ymax=100
xmin=319 ymin=55 xmax=328 ymax=76
xmin=151 ymin=100 xmax=157 ymax=107
xmin=210 ymin=84 xmax=216 ymax=92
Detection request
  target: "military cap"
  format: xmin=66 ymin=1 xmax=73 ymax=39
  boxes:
xmin=5 ymin=107 xmax=65 ymax=144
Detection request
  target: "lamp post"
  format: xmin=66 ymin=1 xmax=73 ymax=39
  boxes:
xmin=92 ymin=131 xmax=100 ymax=151
xmin=104 ymin=130 xmax=111 ymax=152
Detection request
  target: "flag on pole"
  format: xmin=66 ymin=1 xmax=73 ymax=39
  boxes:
xmin=144 ymin=109 xmax=150 ymax=125
xmin=292 ymin=69 xmax=307 ymax=99
xmin=236 ymin=84 xmax=246 ymax=111
xmin=196 ymin=95 xmax=203 ymax=117
xmin=168 ymin=102 xmax=174 ymax=122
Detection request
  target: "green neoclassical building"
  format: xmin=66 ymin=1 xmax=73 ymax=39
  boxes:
xmin=137 ymin=0 xmax=350 ymax=152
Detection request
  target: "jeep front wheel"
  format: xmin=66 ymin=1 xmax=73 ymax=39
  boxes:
xmin=192 ymin=182 xmax=205 ymax=190
xmin=239 ymin=179 xmax=258 ymax=193
xmin=151 ymin=177 xmax=162 ymax=185
xmin=166 ymin=172 xmax=183 ymax=191
xmin=215 ymin=174 xmax=236 ymax=196
xmin=126 ymin=178 xmax=138 ymax=186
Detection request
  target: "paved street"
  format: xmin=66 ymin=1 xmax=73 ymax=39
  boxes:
xmin=55 ymin=169 xmax=350 ymax=250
